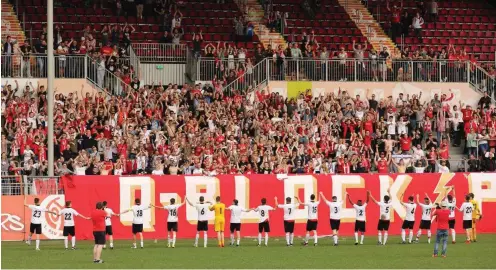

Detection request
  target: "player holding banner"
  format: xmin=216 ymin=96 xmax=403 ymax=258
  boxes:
xmin=368 ymin=189 xmax=392 ymax=245
xmin=295 ymin=194 xmax=320 ymax=246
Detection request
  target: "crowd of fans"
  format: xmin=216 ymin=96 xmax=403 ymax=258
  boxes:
xmin=2 ymin=75 xmax=496 ymax=178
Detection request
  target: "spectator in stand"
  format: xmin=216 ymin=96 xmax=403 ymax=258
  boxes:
xmin=2 ymin=36 xmax=14 ymax=77
xmin=191 ymin=31 xmax=203 ymax=59
xmin=18 ymin=42 xmax=32 ymax=78
xmin=159 ymin=31 xmax=172 ymax=44
xmin=387 ymin=0 xmax=403 ymax=42
xmin=411 ymin=12 xmax=425 ymax=43
xmin=428 ymin=0 xmax=438 ymax=22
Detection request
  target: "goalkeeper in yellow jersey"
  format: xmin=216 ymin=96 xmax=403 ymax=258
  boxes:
xmin=468 ymin=193 xmax=482 ymax=242
xmin=209 ymin=196 xmax=226 ymax=247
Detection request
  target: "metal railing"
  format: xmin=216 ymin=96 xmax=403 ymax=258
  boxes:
xmin=223 ymin=59 xmax=269 ymax=95
xmin=132 ymin=43 xmax=187 ymax=63
xmin=1 ymin=176 xmax=62 ymax=195
xmin=129 ymin=45 xmax=141 ymax=79
xmin=1 ymin=54 xmax=86 ymax=78
xmin=469 ymin=62 xmax=496 ymax=98
xmin=86 ymin=55 xmax=128 ymax=96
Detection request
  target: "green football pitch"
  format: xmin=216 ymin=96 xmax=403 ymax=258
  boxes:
xmin=2 ymin=235 xmax=496 ymax=269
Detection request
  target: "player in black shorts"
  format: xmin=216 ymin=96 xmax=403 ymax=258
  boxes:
xmin=368 ymin=190 xmax=392 ymax=245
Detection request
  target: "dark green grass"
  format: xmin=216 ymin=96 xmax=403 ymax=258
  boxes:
xmin=2 ymin=235 xmax=496 ymax=269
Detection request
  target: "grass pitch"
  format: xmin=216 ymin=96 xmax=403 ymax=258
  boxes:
xmin=2 ymin=235 xmax=496 ymax=269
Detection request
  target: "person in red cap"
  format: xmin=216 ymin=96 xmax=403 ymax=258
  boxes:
xmin=91 ymin=202 xmax=107 ymax=263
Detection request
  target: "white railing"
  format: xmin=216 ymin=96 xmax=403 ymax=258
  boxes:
xmin=469 ymin=61 xmax=496 ymax=100
xmin=223 ymin=59 xmax=269 ymax=96
xmin=131 ymin=43 xmax=187 ymax=62
xmin=85 ymin=55 xmax=128 ymax=96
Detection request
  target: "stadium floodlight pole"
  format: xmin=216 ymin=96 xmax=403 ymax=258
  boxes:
xmin=47 ymin=0 xmax=54 ymax=176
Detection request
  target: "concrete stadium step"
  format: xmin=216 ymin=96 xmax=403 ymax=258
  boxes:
xmin=336 ymin=0 xmax=397 ymax=57
xmin=1 ymin=0 xmax=26 ymax=45
xmin=241 ymin=0 xmax=287 ymax=50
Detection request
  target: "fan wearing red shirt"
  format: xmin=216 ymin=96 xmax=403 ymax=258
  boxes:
xmin=92 ymin=202 xmax=107 ymax=263
xmin=399 ymin=134 xmax=412 ymax=154
xmin=432 ymin=202 xmax=451 ymax=258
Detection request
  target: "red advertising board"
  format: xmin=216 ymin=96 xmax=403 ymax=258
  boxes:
xmin=1 ymin=195 xmax=67 ymax=241
xmin=56 ymin=173 xmax=496 ymax=240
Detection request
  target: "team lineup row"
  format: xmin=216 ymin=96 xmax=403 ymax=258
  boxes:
xmin=24 ymin=186 xmax=481 ymax=251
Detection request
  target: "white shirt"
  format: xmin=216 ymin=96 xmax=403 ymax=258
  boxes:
xmin=403 ymin=202 xmax=417 ymax=221
xmin=227 ymin=205 xmax=246 ymax=224
xmin=164 ymin=204 xmax=182 ymax=222
xmin=151 ymin=169 xmax=164 ymax=175
xmin=419 ymin=202 xmax=433 ymax=221
xmin=29 ymin=205 xmax=48 ymax=224
xmin=60 ymin=208 xmax=80 ymax=227
xmin=353 ymin=203 xmax=367 ymax=221
xmin=444 ymin=198 xmax=456 ymax=219
xmin=326 ymin=201 xmax=342 ymax=220
xmin=378 ymin=201 xmax=393 ymax=220
xmin=104 ymin=207 xmax=115 ymax=226
xmin=459 ymin=202 xmax=474 ymax=220
xmin=254 ymin=205 xmax=274 ymax=222
xmin=412 ymin=17 xmax=424 ymax=29
xmin=195 ymin=203 xmax=209 ymax=221
xmin=303 ymin=201 xmax=320 ymax=220
xmin=130 ymin=204 xmax=150 ymax=224
xmin=277 ymin=203 xmax=299 ymax=221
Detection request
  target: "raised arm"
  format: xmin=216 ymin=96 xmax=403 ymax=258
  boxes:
xmin=346 ymin=192 xmax=354 ymax=205
xmin=319 ymin=191 xmax=330 ymax=204
xmin=367 ymin=190 xmax=378 ymax=204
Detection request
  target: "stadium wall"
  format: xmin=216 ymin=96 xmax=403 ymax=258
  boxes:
xmin=267 ymin=82 xmax=482 ymax=107
xmin=3 ymin=173 xmax=495 ymax=241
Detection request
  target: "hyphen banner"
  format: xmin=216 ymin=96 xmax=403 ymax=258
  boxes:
xmin=2 ymin=173 xmax=496 ymax=240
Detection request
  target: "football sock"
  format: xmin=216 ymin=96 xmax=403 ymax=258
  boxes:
xmin=333 ymin=234 xmax=338 ymax=244
xmin=378 ymin=231 xmax=382 ymax=243
xmin=173 ymin=235 xmax=176 ymax=246
xmin=466 ymin=229 xmax=471 ymax=240
xmin=401 ymin=229 xmax=406 ymax=242
xmin=236 ymin=238 xmax=240 ymax=245
xmin=360 ymin=234 xmax=364 ymax=244
xmin=451 ymin=229 xmax=456 ymax=241
xmin=110 ymin=241 xmax=114 ymax=248
xmin=64 ymin=237 xmax=68 ymax=249
xmin=203 ymin=232 xmax=208 ymax=247
xmin=195 ymin=233 xmax=199 ymax=246
xmin=409 ymin=230 xmax=413 ymax=243
xmin=230 ymin=233 xmax=234 ymax=244
xmin=258 ymin=233 xmax=262 ymax=245
xmin=416 ymin=230 xmax=422 ymax=239
xmin=140 ymin=241 xmax=143 ymax=248
xmin=285 ymin=233 xmax=290 ymax=245
xmin=36 ymin=239 xmax=40 ymax=249
xmin=354 ymin=232 xmax=358 ymax=243
xmin=472 ymin=226 xmax=477 ymax=240
xmin=314 ymin=232 xmax=318 ymax=244
xmin=264 ymin=233 xmax=268 ymax=246
xmin=384 ymin=232 xmax=389 ymax=244
xmin=305 ymin=232 xmax=310 ymax=243
xmin=427 ymin=230 xmax=431 ymax=240
xmin=290 ymin=233 xmax=294 ymax=244
xmin=72 ymin=236 xmax=76 ymax=247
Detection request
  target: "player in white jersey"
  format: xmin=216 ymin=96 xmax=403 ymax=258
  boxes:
xmin=24 ymin=197 xmax=57 ymax=250
xmin=368 ymin=189 xmax=392 ymax=245
xmin=102 ymin=201 xmax=119 ymax=249
xmin=415 ymin=193 xmax=434 ymax=243
xmin=296 ymin=194 xmax=320 ymax=246
xmin=400 ymin=194 xmax=417 ymax=244
xmin=120 ymin=198 xmax=151 ymax=249
xmin=275 ymin=196 xmax=299 ymax=246
xmin=346 ymin=192 xmax=369 ymax=245
xmin=320 ymin=191 xmax=342 ymax=246
xmin=458 ymin=195 xmax=474 ymax=243
xmin=443 ymin=186 xmax=457 ymax=243
xmin=252 ymin=198 xmax=275 ymax=246
xmin=226 ymin=199 xmax=250 ymax=246
xmin=186 ymin=196 xmax=212 ymax=248
xmin=59 ymin=201 xmax=90 ymax=250
xmin=151 ymin=197 xmax=186 ymax=248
